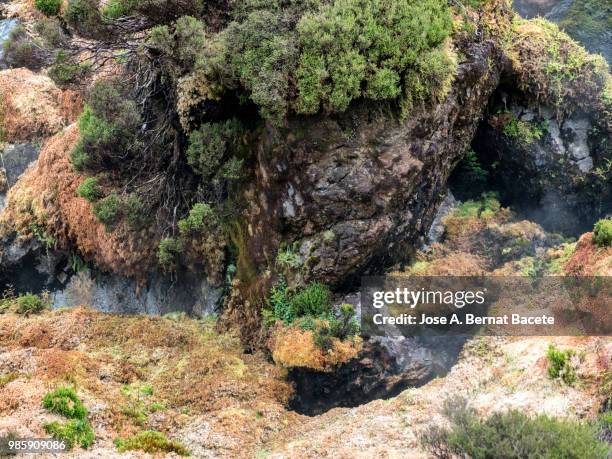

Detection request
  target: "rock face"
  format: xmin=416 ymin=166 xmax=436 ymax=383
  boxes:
xmin=243 ymin=41 xmax=503 ymax=292
xmin=0 ymin=143 xmax=40 ymax=211
xmin=0 ymin=18 xmax=19 ymax=67
xmin=289 ymin=336 xmax=467 ymax=415
xmin=472 ymin=103 xmax=611 ymax=235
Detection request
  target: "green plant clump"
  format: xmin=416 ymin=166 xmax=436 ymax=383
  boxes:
xmin=178 ymin=203 xmax=215 ymax=234
xmin=502 ymin=116 xmax=545 ymax=144
xmin=114 ymin=431 xmax=190 ymax=456
xmin=158 ymin=237 xmax=184 ymax=271
xmin=546 ymin=343 xmax=577 ymax=385
xmin=455 ymin=192 xmax=501 ymax=219
xmin=76 ymin=177 xmax=102 ymax=202
xmin=44 ymin=419 xmax=95 ymax=449
xmin=42 ymin=387 xmax=88 ymax=419
xmin=35 ymin=0 xmax=61 ymax=16
xmin=421 ymin=397 xmax=611 ymax=458
xmin=16 ymin=293 xmax=49 ymax=315
xmin=93 ymin=193 xmax=122 ymax=229
xmin=593 ymin=218 xmax=612 ymax=247
xmin=42 ymin=387 xmax=94 ymax=449
xmin=295 ymin=0 xmax=454 ymax=115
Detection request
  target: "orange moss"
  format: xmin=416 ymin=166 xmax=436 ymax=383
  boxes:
xmin=0 ymin=68 xmax=79 ymax=143
xmin=565 ymin=233 xmax=612 ymax=276
xmin=269 ymin=323 xmax=362 ymax=372
xmin=0 ymin=125 xmax=158 ymax=277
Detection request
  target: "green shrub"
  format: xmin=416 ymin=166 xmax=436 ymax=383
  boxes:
xmin=93 ymin=193 xmax=121 ymax=229
xmin=48 ymin=51 xmax=91 ymax=86
xmin=546 ymin=344 xmax=577 ymax=385
xmin=76 ymin=177 xmax=102 ymax=202
xmin=450 ymin=149 xmax=489 ymax=200
xmin=455 ymin=192 xmax=501 ymax=219
xmin=593 ymin=218 xmax=612 ymax=247
xmin=295 ymin=0 xmax=453 ymax=114
xmin=35 ymin=18 xmax=68 ymax=46
xmin=125 ymin=193 xmax=146 ymax=228
xmin=35 ymin=0 xmax=61 ymax=16
xmin=42 ymin=387 xmax=88 ymax=419
xmin=421 ymin=397 xmax=610 ymax=458
xmin=16 ymin=293 xmax=48 ymax=315
xmin=114 ymin=431 xmax=189 ymax=455
xmin=44 ymin=419 xmax=94 ymax=449
xmin=289 ymin=282 xmax=331 ymax=318
xmin=71 ymin=78 xmax=140 ymax=172
xmin=158 ymin=237 xmax=184 ymax=271
xmin=178 ymin=203 xmax=215 ymax=234
xmin=328 ymin=303 xmax=360 ymax=340
xmin=185 ymin=120 xmax=244 ymax=180
xmin=275 ymin=245 xmax=302 ymax=271
xmin=2 ymin=26 xmax=45 ymax=70
xmin=64 ymin=0 xmax=104 ymax=37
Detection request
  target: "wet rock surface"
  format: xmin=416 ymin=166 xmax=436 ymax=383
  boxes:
xmin=0 ymin=18 xmax=18 ymax=67
xmin=0 ymin=143 xmax=40 ymax=211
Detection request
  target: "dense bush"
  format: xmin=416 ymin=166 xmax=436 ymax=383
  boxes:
xmin=593 ymin=218 xmax=612 ymax=247
xmin=295 ymin=0 xmax=454 ymax=114
xmin=422 ymin=397 xmax=611 ymax=458
xmin=289 ymin=282 xmax=331 ymax=317
xmin=546 ymin=343 xmax=577 ymax=385
xmin=93 ymin=193 xmax=122 ymax=229
xmin=76 ymin=177 xmax=102 ymax=202
xmin=185 ymin=120 xmax=244 ymax=180
xmin=71 ymin=78 xmax=141 ymax=171
xmin=449 ymin=149 xmax=489 ymax=200
xmin=114 ymin=430 xmax=189 ymax=455
xmin=178 ymin=203 xmax=216 ymax=234
xmin=35 ymin=18 xmax=68 ymax=46
xmin=64 ymin=0 xmax=104 ymax=37
xmin=35 ymin=0 xmax=62 ymax=16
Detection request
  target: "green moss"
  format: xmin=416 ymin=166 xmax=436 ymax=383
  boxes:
xmin=114 ymin=431 xmax=189 ymax=456
xmin=44 ymin=419 xmax=94 ymax=449
xmin=558 ymin=0 xmax=612 ymax=37
xmin=502 ymin=116 xmax=545 ymax=145
xmin=593 ymin=218 xmax=612 ymax=247
xmin=76 ymin=177 xmax=102 ymax=202
xmin=455 ymin=192 xmax=501 ymax=219
xmin=35 ymin=0 xmax=61 ymax=16
xmin=42 ymin=387 xmax=88 ymax=419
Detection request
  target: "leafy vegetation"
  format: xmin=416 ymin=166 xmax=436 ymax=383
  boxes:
xmin=546 ymin=344 xmax=577 ymax=385
xmin=15 ymin=293 xmax=49 ymax=315
xmin=265 ymin=280 xmax=359 ymax=349
xmin=502 ymin=116 xmax=545 ymax=145
xmin=42 ymin=387 xmax=94 ymax=449
xmin=114 ymin=431 xmax=190 ymax=455
xmin=93 ymin=193 xmax=121 ymax=229
xmin=422 ymin=397 xmax=611 ymax=458
xmin=35 ymin=0 xmax=62 ymax=16
xmin=593 ymin=218 xmax=612 ymax=247
xmin=295 ymin=0 xmax=454 ymax=115
xmin=455 ymin=192 xmax=501 ymax=219
xmin=76 ymin=177 xmax=102 ymax=202
xmin=178 ymin=203 xmax=216 ymax=234
xmin=44 ymin=419 xmax=95 ymax=449
xmin=48 ymin=51 xmax=91 ymax=86
xmin=158 ymin=237 xmax=184 ymax=271
xmin=450 ymin=149 xmax=489 ymax=200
